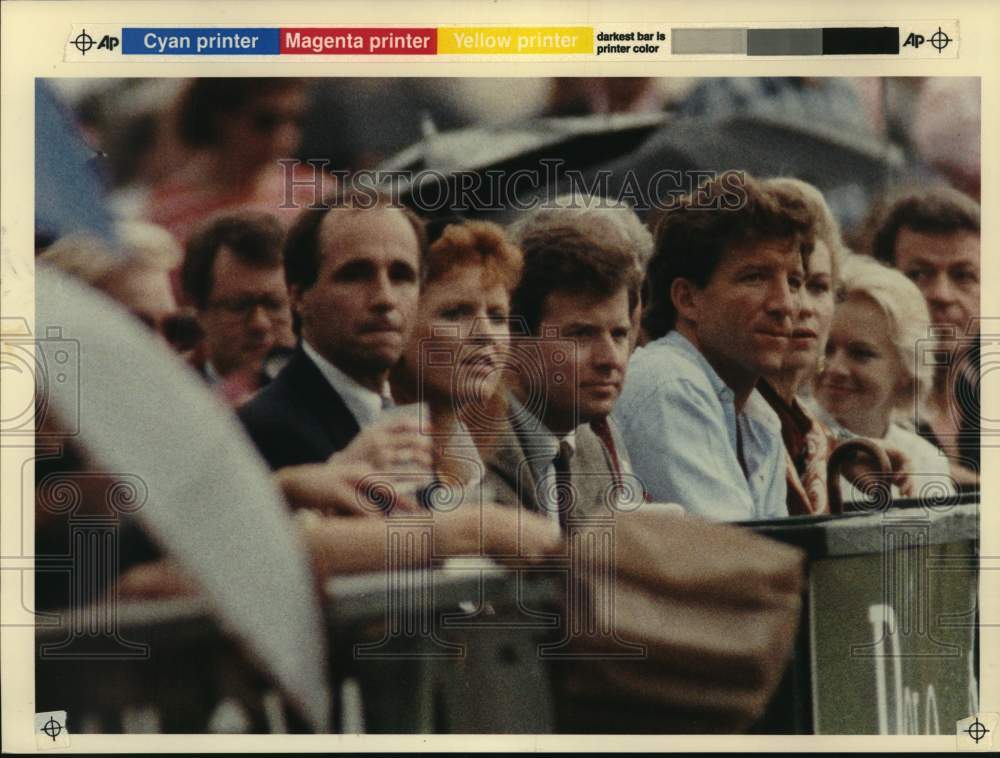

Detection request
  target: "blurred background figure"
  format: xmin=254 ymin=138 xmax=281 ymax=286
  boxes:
xmin=812 ymin=255 xmax=954 ymax=502
xmin=180 ymin=212 xmax=295 ymax=406
xmin=144 ymin=78 xmax=321 ymax=243
xmin=545 ymin=77 xmax=669 ymax=116
xmin=912 ymin=78 xmax=981 ymax=200
xmin=70 ymin=79 xmax=191 ymax=218
xmin=852 ymin=77 xmax=927 ymax=154
xmin=38 ymin=220 xmax=199 ymax=353
xmin=852 ymin=77 xmax=979 ymax=201
xmin=869 ymin=186 xmax=981 ymax=482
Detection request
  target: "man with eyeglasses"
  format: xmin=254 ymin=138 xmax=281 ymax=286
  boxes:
xmin=181 ymin=212 xmax=296 ymax=405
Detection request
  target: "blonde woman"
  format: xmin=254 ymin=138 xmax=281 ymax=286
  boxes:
xmin=814 ymin=254 xmax=954 ymax=502
xmin=754 ymin=178 xmax=843 ymax=515
xmin=759 ymin=179 xmax=915 ymax=514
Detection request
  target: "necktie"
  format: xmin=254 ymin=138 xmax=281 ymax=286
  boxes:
xmin=589 ymin=417 xmax=623 ymax=487
xmin=553 ymin=439 xmax=573 ymax=527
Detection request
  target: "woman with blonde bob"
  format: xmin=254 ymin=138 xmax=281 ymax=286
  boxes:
xmin=754 ymin=178 xmax=844 ymax=515
xmin=758 ymin=178 xmax=916 ymax=513
xmin=813 ymin=253 xmax=954 ymax=502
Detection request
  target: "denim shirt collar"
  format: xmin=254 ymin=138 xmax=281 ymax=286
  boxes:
xmin=656 ymin=330 xmax=781 ymax=443
xmin=658 ymin=331 xmax=736 ymax=404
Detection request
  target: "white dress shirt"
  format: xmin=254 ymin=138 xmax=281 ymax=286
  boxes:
xmin=301 ymin=340 xmax=392 ymax=428
xmin=203 ymin=360 xmax=223 ymax=386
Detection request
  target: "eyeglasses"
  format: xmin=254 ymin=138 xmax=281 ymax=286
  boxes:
xmin=207 ymin=295 xmax=291 ymax=321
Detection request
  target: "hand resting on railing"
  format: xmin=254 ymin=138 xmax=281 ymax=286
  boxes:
xmin=116 ymin=502 xmax=562 ymax=599
xmin=299 ymin=503 xmax=562 ymax=577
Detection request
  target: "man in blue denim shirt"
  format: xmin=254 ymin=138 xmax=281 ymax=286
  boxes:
xmin=615 ymin=173 xmax=813 ymax=521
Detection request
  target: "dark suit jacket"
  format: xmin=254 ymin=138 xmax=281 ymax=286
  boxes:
xmin=238 ymin=348 xmax=360 ymax=470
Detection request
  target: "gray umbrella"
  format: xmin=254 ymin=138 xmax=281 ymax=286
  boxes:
xmin=378 ymin=112 xmax=668 ymax=222
xmin=379 ymin=110 xmax=904 ymax=234
xmin=35 ymin=267 xmax=331 ymax=732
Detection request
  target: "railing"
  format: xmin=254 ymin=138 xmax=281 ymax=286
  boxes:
xmin=35 ymin=500 xmax=979 ymax=734
xmin=36 ymin=564 xmax=564 ymax=734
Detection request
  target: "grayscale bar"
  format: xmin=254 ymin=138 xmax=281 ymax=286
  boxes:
xmin=671 ymin=28 xmax=747 ymax=55
xmin=747 ymin=28 xmax=823 ymax=55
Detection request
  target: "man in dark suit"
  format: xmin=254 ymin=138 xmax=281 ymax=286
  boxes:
xmin=485 ymin=222 xmax=645 ymax=522
xmin=239 ymin=193 xmax=428 ymax=470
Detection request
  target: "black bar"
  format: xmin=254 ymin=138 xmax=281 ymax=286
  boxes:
xmin=823 ymin=26 xmax=899 ymax=55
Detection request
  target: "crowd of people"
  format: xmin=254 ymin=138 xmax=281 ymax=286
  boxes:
xmin=69 ymin=76 xmax=979 ymax=201
xmin=34 ymin=76 xmax=981 ymax=597
xmin=36 ymin=183 xmax=981 ymax=597
xmin=28 ymin=77 xmax=982 ymax=734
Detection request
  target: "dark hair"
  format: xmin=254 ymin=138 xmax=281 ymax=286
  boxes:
xmin=181 ymin=212 xmax=285 ymax=308
xmin=283 ymin=191 xmax=428 ymax=294
xmin=642 ymin=173 xmax=813 ymax=340
xmin=510 ymin=225 xmax=642 ymax=336
xmin=871 ymin=186 xmax=980 ymax=266
xmin=178 ymin=78 xmax=306 ymax=148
